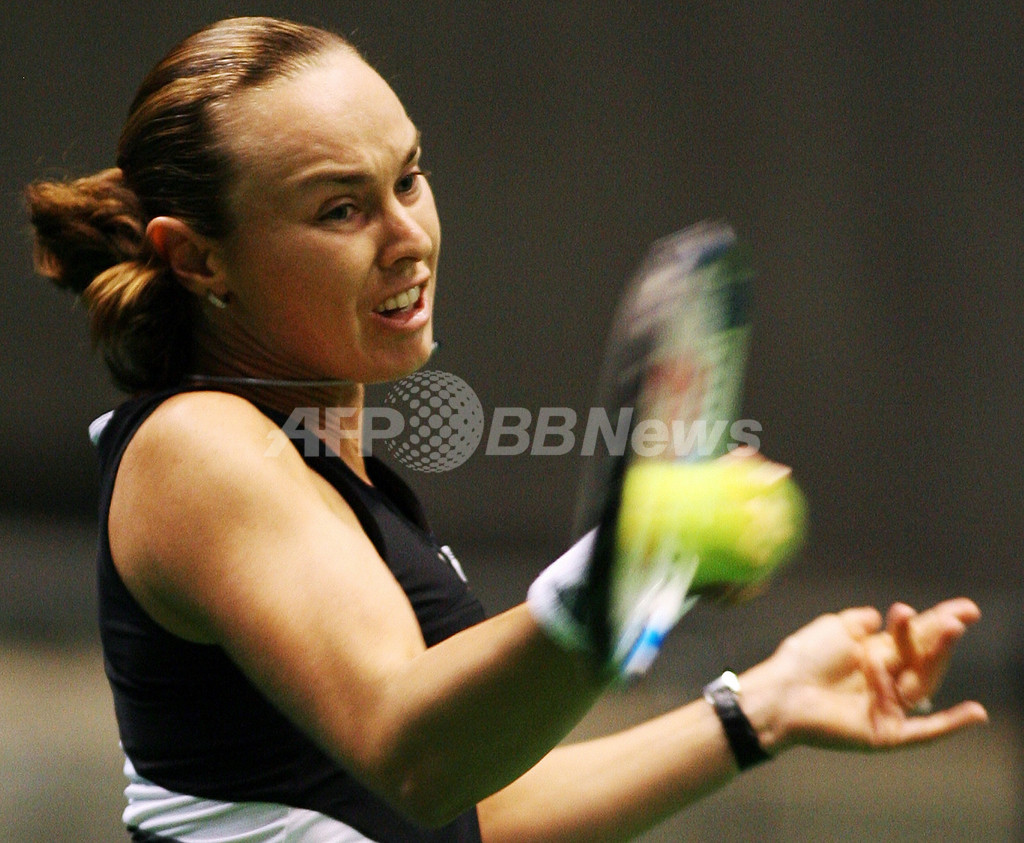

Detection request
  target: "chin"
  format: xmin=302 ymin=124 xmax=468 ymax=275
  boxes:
xmin=366 ymin=337 xmax=436 ymax=384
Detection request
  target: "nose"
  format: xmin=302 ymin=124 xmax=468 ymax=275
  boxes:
xmin=378 ymin=198 xmax=435 ymax=269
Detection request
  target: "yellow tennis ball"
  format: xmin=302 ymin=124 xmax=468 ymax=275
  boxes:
xmin=616 ymin=454 xmax=807 ymax=592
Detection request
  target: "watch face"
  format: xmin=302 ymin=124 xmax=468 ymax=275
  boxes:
xmin=720 ymin=670 xmax=741 ymax=693
xmin=704 ymin=670 xmax=741 ymax=703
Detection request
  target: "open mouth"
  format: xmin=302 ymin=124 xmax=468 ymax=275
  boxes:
xmin=373 ymin=283 xmax=425 ymax=318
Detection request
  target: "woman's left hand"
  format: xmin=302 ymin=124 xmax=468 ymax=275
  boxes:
xmin=751 ymin=597 xmax=989 ymax=753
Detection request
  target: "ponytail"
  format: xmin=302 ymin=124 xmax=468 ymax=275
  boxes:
xmin=26 ymin=17 xmax=354 ymax=393
xmin=25 ymin=168 xmax=193 ymax=392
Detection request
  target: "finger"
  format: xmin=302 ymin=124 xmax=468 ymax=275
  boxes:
xmin=895 ymin=670 xmax=925 ymax=706
xmin=928 ymin=597 xmax=982 ymax=625
xmin=885 ymin=602 xmax=938 ymax=707
xmin=896 ymin=601 xmax=979 ymax=703
xmin=892 ymin=598 xmax=980 ymax=642
xmin=864 ymin=634 xmax=906 ymax=716
xmin=886 ymin=602 xmax=917 ymax=666
xmin=914 ymin=599 xmax=981 ymax=635
xmin=907 ymin=601 xmax=977 ymax=659
xmin=886 ymin=601 xmax=916 ymax=636
xmin=839 ymin=606 xmax=884 ymax=638
xmin=885 ymin=701 xmax=989 ymax=746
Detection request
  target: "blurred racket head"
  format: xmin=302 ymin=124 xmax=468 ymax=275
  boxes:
xmin=575 ymin=220 xmax=754 ymax=535
xmin=574 ymin=220 xmax=755 ymax=672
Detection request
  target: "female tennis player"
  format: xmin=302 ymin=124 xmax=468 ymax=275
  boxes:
xmin=26 ymin=17 xmax=986 ymax=843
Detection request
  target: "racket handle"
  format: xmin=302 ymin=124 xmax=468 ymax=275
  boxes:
xmin=618 ymin=578 xmax=700 ymax=679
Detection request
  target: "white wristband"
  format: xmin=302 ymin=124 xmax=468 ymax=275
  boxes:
xmin=526 ymin=529 xmax=597 ymax=654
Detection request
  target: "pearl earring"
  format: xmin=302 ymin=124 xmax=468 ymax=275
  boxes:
xmin=206 ymin=290 xmax=229 ymax=309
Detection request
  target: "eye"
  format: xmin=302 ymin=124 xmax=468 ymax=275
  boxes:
xmin=319 ymin=201 xmax=357 ymax=223
xmin=396 ymin=169 xmax=430 ymax=195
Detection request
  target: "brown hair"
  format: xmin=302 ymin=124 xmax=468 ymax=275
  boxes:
xmin=25 ymin=17 xmax=353 ymax=392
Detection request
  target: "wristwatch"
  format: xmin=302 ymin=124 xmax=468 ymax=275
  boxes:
xmin=702 ymin=670 xmax=771 ymax=770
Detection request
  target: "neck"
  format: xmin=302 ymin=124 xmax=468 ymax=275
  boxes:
xmin=198 ymin=376 xmax=372 ymax=482
xmin=188 ymin=332 xmax=371 ymax=481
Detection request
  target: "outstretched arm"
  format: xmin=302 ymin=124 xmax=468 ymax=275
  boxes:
xmin=478 ymin=598 xmax=987 ymax=843
xmin=112 ymin=393 xmax=984 ymax=836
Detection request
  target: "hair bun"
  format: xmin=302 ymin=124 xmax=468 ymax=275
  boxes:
xmin=25 ymin=167 xmax=146 ymax=295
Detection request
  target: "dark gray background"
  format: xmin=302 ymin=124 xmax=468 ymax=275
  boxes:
xmin=4 ymin=1 xmax=1021 ymax=586
xmin=1 ymin=3 xmax=1021 ymax=840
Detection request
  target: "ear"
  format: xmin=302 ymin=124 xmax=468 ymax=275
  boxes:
xmin=146 ymin=216 xmax=228 ymax=297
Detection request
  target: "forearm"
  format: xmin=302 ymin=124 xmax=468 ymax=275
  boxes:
xmin=478 ymin=699 xmax=735 ymax=842
xmin=476 ymin=659 xmax=787 ymax=843
xmin=468 ymin=598 xmax=988 ymax=841
xmin=358 ymin=604 xmax=786 ymax=831
xmin=363 ymin=604 xmax=608 ymax=826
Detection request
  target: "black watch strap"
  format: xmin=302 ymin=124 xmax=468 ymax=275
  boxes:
xmin=702 ymin=670 xmax=771 ymax=770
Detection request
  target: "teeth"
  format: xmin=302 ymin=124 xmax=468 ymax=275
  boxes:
xmin=375 ymin=285 xmax=422 ymax=314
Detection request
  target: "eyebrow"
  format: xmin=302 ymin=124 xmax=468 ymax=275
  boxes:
xmin=295 ymin=132 xmax=422 ymax=189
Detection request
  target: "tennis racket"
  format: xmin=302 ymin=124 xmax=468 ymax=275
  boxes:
xmin=574 ymin=221 xmax=802 ymax=678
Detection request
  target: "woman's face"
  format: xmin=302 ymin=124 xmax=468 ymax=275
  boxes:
xmin=211 ymin=48 xmax=440 ymax=384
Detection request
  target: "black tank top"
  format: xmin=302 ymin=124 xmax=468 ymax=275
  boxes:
xmin=95 ymin=387 xmax=485 ymax=842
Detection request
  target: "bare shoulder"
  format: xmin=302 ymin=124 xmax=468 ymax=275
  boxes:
xmin=108 ymin=390 xmax=352 ymax=641
xmin=129 ymin=389 xmax=289 ymax=458
xmin=117 ymin=390 xmax=321 ymax=493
